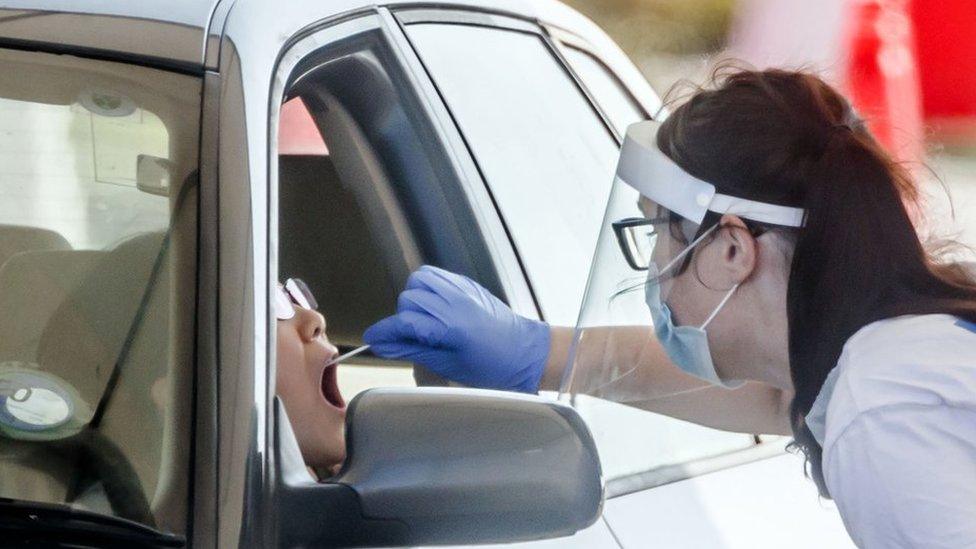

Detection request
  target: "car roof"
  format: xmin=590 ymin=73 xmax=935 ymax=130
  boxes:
xmin=0 ymin=0 xmax=608 ymax=74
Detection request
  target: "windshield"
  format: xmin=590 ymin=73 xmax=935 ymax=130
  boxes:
xmin=0 ymin=49 xmax=200 ymax=535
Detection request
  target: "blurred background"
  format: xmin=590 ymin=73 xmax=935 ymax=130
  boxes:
xmin=563 ymin=0 xmax=976 ymax=243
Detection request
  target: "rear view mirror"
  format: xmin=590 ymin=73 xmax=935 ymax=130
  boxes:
xmin=136 ymin=155 xmax=174 ymax=196
xmin=274 ymin=388 xmax=603 ymax=547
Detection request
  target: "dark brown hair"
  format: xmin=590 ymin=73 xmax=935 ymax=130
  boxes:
xmin=656 ymin=66 xmax=976 ymax=497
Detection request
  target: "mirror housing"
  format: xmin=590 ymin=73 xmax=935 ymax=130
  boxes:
xmin=136 ymin=155 xmax=174 ymax=196
xmin=274 ymin=388 xmax=603 ymax=547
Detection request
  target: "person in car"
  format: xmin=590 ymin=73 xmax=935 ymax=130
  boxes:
xmin=364 ymin=68 xmax=976 ymax=547
xmin=274 ymin=278 xmax=345 ymax=477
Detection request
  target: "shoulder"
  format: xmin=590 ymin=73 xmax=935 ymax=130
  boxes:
xmin=822 ymin=404 xmax=976 ymax=547
xmin=822 ymin=314 xmax=976 ymax=447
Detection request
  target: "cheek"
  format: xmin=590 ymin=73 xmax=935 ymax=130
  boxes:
xmin=666 ymin=272 xmax=710 ymax=325
xmin=276 ymin=328 xmax=307 ymax=395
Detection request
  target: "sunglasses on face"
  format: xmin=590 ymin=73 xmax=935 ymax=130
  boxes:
xmin=274 ymin=278 xmax=318 ymax=320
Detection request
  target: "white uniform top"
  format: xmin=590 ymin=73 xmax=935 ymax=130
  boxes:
xmin=805 ymin=314 xmax=976 ymax=548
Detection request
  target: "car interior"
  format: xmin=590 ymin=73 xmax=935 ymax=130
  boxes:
xmin=0 ymin=49 xmax=198 ymax=534
xmin=277 ymin=36 xmax=511 ymax=389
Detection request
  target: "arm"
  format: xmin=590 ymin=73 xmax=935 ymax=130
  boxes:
xmin=541 ymin=325 xmax=792 ymax=435
xmin=367 ymin=267 xmax=791 ymax=435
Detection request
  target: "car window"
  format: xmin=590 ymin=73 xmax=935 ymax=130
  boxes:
xmin=406 ymin=23 xmax=617 ymax=326
xmin=406 ymin=22 xmax=756 ymax=481
xmin=561 ymin=46 xmax=646 ymax=135
xmin=273 ymin=14 xmax=515 ymax=402
xmin=0 ymin=48 xmax=200 ymax=535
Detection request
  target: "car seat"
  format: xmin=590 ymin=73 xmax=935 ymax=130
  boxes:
xmin=0 ymin=224 xmax=70 ymax=268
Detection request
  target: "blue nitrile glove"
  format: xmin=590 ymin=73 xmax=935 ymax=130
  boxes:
xmin=364 ymin=265 xmax=551 ymax=393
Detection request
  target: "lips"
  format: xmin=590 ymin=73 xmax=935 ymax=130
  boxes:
xmin=320 ymin=363 xmax=345 ymax=410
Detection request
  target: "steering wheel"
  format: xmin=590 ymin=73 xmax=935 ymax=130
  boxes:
xmin=0 ymin=430 xmax=154 ymax=526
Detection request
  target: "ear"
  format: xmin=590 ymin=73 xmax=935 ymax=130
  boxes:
xmin=697 ymin=214 xmax=758 ymax=289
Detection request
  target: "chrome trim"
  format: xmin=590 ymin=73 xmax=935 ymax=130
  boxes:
xmin=204 ymin=0 xmax=236 ymax=71
xmin=541 ymin=28 xmax=625 ymax=143
xmin=395 ymin=7 xmax=538 ymax=33
xmin=546 ymin=26 xmax=653 ymax=131
xmin=605 ymin=440 xmax=790 ymax=499
xmin=541 ymin=19 xmax=662 ymax=117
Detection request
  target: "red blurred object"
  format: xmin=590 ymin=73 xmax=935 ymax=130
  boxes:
xmin=278 ymin=97 xmax=329 ymax=156
xmin=842 ymin=0 xmax=923 ymax=161
xmin=911 ymin=0 xmax=976 ymax=143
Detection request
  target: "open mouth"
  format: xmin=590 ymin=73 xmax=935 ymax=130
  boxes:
xmin=320 ymin=364 xmax=346 ymax=410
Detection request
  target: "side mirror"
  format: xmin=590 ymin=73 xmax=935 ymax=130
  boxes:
xmin=273 ymin=388 xmax=603 ymax=547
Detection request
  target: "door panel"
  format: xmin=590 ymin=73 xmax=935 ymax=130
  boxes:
xmin=603 ymin=453 xmax=853 ymax=548
xmin=428 ymin=518 xmax=620 ymax=549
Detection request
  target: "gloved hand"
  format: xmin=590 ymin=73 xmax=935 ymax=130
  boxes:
xmin=364 ymin=265 xmax=551 ymax=393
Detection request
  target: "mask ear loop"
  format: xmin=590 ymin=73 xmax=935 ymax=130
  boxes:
xmin=700 ymin=283 xmax=739 ymax=329
xmin=693 ymin=221 xmax=762 ymax=292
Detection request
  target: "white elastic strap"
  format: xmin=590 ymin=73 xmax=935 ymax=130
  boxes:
xmin=709 ymin=193 xmax=806 ymax=228
xmin=700 ymin=283 xmax=739 ymax=330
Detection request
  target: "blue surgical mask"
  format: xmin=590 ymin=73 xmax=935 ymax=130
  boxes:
xmin=644 ymin=257 xmax=743 ymax=388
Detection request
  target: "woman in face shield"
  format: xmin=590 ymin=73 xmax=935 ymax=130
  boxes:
xmin=365 ymin=69 xmax=976 ymax=547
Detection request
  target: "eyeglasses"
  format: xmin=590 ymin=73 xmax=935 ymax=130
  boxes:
xmin=613 ymin=212 xmax=776 ymax=272
xmin=612 ymin=214 xmax=699 ymax=271
xmin=274 ymin=278 xmax=318 ymax=320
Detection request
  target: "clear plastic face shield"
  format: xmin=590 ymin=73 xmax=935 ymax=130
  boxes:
xmin=559 ymin=120 xmax=804 ymax=403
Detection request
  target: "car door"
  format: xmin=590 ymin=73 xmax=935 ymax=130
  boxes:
xmin=397 ymin=8 xmax=854 ymax=548
xmin=216 ymin=3 xmax=605 ymax=545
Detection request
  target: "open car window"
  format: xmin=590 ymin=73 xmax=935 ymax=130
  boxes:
xmin=272 ymin=17 xmax=508 ymax=400
xmin=0 ymin=48 xmax=200 ymax=535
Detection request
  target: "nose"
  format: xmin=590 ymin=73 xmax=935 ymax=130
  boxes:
xmin=296 ymin=308 xmax=325 ymax=341
xmin=295 ymin=308 xmax=339 ymax=356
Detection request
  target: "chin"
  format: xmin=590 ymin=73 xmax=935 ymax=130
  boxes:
xmin=302 ymin=428 xmax=346 ymax=471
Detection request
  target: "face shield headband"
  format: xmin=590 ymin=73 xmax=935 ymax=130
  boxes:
xmin=616 ymin=120 xmax=807 ymax=229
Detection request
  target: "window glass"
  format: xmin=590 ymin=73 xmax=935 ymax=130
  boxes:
xmin=0 ymin=49 xmax=200 ymax=535
xmin=408 ymin=23 xmax=755 ymax=480
xmin=562 ymin=46 xmax=646 ymax=135
xmin=407 ymin=23 xmax=617 ymax=326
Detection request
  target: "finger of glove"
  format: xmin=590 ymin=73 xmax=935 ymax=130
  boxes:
xmin=369 ymin=340 xmax=447 ymax=365
xmin=425 ymin=265 xmax=507 ymax=315
xmin=423 ymin=264 xmax=491 ymax=303
xmin=363 ymin=310 xmax=448 ymax=350
xmin=405 ymin=265 xmax=457 ymax=298
xmin=397 ymin=288 xmax=452 ymax=320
